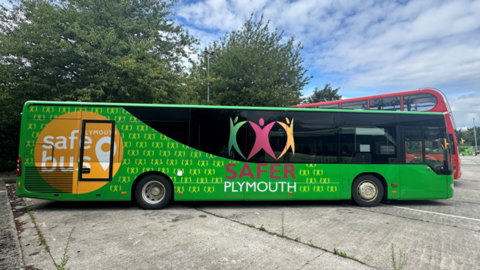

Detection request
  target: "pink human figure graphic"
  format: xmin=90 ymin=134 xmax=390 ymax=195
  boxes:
xmin=247 ymin=118 xmax=277 ymax=160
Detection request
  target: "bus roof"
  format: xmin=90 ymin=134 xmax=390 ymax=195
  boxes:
xmin=23 ymin=100 xmax=445 ymax=116
xmin=294 ymin=88 xmax=450 ymax=111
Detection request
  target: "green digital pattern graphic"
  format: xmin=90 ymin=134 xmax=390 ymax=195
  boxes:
xmin=19 ymin=104 xmax=346 ymax=201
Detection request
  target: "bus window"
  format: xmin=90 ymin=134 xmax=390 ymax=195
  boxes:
xmin=246 ymin=110 xmax=287 ymax=163
xmin=369 ymin=96 xmax=401 ymax=111
xmin=448 ymin=134 xmax=456 ymax=154
xmin=282 ymin=111 xmax=338 ymax=163
xmin=405 ymin=128 xmax=423 ymax=163
xmin=317 ymin=104 xmax=339 ymax=109
xmin=190 ymin=108 xmax=248 ymax=161
xmin=125 ymin=107 xmax=191 ymax=145
xmin=424 ymin=127 xmax=447 ymax=174
xmin=341 ymin=126 xmax=397 ymax=164
xmin=342 ymin=100 xmax=367 ymax=110
xmin=403 ymin=93 xmax=438 ymax=111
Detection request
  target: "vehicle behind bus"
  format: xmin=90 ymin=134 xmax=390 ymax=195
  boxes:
xmin=293 ymin=88 xmax=461 ymax=180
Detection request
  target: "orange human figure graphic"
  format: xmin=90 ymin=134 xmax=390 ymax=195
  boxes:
xmin=277 ymin=117 xmax=295 ymax=159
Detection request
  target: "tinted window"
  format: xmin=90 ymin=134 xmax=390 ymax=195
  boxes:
xmin=284 ymin=112 xmax=338 ymax=163
xmin=341 ymin=126 xmax=397 ymax=164
xmin=448 ymin=134 xmax=456 ymax=154
xmin=369 ymin=96 xmax=401 ymax=111
xmin=398 ymin=114 xmax=445 ymax=127
xmin=124 ymin=107 xmax=190 ymax=145
xmin=317 ymin=103 xmax=339 ymax=109
xmin=125 ymin=106 xmax=190 ymax=121
xmin=403 ymin=93 xmax=437 ymax=111
xmin=424 ymin=127 xmax=447 ymax=174
xmin=190 ymin=108 xmax=247 ymax=161
xmin=342 ymin=100 xmax=367 ymax=110
xmin=246 ymin=110 xmax=286 ymax=163
xmin=404 ymin=127 xmax=448 ymax=174
xmin=336 ymin=113 xmax=397 ymax=126
xmin=144 ymin=121 xmax=189 ymax=144
xmin=405 ymin=128 xmax=423 ymax=163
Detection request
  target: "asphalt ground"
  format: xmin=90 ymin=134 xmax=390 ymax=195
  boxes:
xmin=3 ymin=156 xmax=480 ymax=270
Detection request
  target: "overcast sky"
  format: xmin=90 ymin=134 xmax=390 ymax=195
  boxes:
xmin=175 ymin=0 xmax=480 ymax=129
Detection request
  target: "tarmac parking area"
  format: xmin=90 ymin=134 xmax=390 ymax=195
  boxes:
xmin=8 ymin=156 xmax=480 ymax=270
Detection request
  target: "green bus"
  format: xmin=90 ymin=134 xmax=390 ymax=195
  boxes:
xmin=16 ymin=101 xmax=454 ymax=209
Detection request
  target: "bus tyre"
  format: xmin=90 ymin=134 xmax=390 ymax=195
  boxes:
xmin=135 ymin=175 xmax=172 ymax=210
xmin=352 ymin=175 xmax=384 ymax=207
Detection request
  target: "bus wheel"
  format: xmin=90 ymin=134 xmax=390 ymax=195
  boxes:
xmin=352 ymin=175 xmax=384 ymax=207
xmin=135 ymin=175 xmax=172 ymax=210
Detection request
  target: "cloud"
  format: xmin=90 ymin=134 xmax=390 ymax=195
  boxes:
xmin=176 ymin=0 xmax=480 ymax=125
xmin=449 ymin=93 xmax=480 ymax=129
xmin=316 ymin=0 xmax=480 ymax=94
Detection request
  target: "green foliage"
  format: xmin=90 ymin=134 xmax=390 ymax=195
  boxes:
xmin=190 ymin=14 xmax=312 ymax=107
xmin=391 ymin=244 xmax=408 ymax=270
xmin=0 ymin=0 xmax=198 ymax=104
xmin=333 ymin=248 xmax=346 ymax=257
xmin=456 ymin=127 xmax=480 ymax=147
xmin=0 ymin=0 xmax=198 ymax=170
xmin=0 ymin=90 xmax=20 ymax=171
xmin=0 ymin=126 xmax=19 ymax=172
xmin=333 ymin=248 xmax=356 ymax=260
xmin=302 ymin=84 xmax=341 ymax=104
xmin=28 ymin=208 xmax=75 ymax=270
xmin=56 ymin=227 xmax=76 ymax=270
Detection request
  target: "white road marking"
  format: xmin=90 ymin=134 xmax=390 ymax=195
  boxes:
xmin=387 ymin=205 xmax=480 ymax=222
xmin=0 ymin=190 xmax=6 ymax=193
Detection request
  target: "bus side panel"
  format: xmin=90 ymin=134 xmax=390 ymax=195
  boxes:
xmin=399 ymin=165 xmax=447 ymax=199
xmin=292 ymin=164 xmax=341 ymax=200
xmin=18 ymin=104 xmax=81 ymax=200
xmin=447 ymin=174 xmax=454 ymax=198
xmin=174 ymin=147 xmax=244 ymax=201
xmin=341 ymin=164 xmax=400 ymax=200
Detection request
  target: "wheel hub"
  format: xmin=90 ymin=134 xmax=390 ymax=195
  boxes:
xmin=142 ymin=181 xmax=166 ymax=204
xmin=151 ymin=186 xmax=161 ymax=196
xmin=358 ymin=181 xmax=377 ymax=201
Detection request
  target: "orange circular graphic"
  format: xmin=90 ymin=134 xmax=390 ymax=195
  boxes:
xmin=34 ymin=111 xmax=123 ymax=194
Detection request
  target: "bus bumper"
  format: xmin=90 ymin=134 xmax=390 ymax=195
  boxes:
xmin=447 ymin=176 xmax=454 ymax=198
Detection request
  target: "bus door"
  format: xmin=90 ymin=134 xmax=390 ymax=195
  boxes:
xmin=78 ymin=120 xmax=118 ymax=198
xmin=400 ymin=127 xmax=448 ymax=199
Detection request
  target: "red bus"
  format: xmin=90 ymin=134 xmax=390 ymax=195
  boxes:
xmin=294 ymin=88 xmax=461 ymax=179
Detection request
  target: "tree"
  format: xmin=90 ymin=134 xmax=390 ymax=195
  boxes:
xmin=459 ymin=127 xmax=480 ymax=146
xmin=0 ymin=0 xmax=198 ymax=171
xmin=302 ymin=84 xmax=341 ymax=104
xmin=190 ymin=15 xmax=312 ymax=107
xmin=0 ymin=0 xmax=198 ymax=103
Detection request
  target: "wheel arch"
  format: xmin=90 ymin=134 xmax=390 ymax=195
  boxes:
xmin=131 ymin=171 xmax=174 ymax=203
xmin=352 ymin=172 xmax=388 ymax=201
